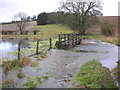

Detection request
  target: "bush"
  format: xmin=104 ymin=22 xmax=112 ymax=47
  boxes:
xmin=100 ymin=21 xmax=115 ymax=36
xmin=37 ymin=12 xmax=48 ymax=25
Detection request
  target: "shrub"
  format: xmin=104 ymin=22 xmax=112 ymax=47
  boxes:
xmin=100 ymin=21 xmax=115 ymax=36
xmin=37 ymin=12 xmax=48 ymax=25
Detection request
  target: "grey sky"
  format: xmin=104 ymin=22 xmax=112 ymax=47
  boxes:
xmin=0 ymin=0 xmax=119 ymax=23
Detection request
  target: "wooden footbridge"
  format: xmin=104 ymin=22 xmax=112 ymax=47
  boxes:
xmin=56 ymin=33 xmax=82 ymax=49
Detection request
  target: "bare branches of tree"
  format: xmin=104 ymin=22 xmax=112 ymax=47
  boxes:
xmin=59 ymin=0 xmax=103 ymax=34
xmin=13 ymin=12 xmax=28 ymax=35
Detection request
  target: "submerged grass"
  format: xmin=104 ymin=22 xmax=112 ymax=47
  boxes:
xmin=8 ymin=39 xmax=57 ymax=56
xmin=23 ymin=75 xmax=49 ymax=88
xmin=30 ymin=62 xmax=39 ymax=67
xmin=73 ymin=60 xmax=117 ymax=88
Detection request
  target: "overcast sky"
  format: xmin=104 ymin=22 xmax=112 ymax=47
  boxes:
xmin=0 ymin=0 xmax=119 ymax=23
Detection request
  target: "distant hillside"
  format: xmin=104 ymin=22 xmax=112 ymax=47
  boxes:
xmin=87 ymin=16 xmax=119 ymax=36
xmin=1 ymin=21 xmax=37 ymax=31
xmin=1 ymin=16 xmax=119 ymax=36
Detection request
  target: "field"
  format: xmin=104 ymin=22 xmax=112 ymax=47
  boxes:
xmin=1 ymin=16 xmax=119 ymax=42
xmin=30 ymin=24 xmax=73 ymax=39
xmin=87 ymin=16 xmax=119 ymax=36
xmin=1 ymin=24 xmax=73 ymax=40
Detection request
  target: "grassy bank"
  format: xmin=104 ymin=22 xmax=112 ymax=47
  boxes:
xmin=83 ymin=34 xmax=118 ymax=45
xmin=73 ymin=60 xmax=117 ymax=88
xmin=112 ymin=60 xmax=120 ymax=85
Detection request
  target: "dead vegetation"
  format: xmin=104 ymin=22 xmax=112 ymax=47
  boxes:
xmin=2 ymin=56 xmax=31 ymax=74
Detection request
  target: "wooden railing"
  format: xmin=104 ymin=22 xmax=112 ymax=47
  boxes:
xmin=56 ymin=33 xmax=81 ymax=49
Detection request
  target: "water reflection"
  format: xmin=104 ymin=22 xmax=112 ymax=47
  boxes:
xmin=0 ymin=39 xmax=31 ymax=59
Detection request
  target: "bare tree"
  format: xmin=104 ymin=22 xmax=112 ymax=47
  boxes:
xmin=59 ymin=0 xmax=103 ymax=34
xmin=14 ymin=12 xmax=27 ymax=35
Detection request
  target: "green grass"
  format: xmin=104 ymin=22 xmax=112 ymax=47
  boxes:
xmin=73 ymin=60 xmax=117 ymax=88
xmin=82 ymin=34 xmax=100 ymax=39
xmin=112 ymin=60 xmax=120 ymax=84
xmin=30 ymin=24 xmax=73 ymax=39
xmin=1 ymin=24 xmax=73 ymax=39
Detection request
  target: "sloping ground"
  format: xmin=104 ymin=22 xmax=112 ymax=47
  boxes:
xmin=1 ymin=21 xmax=37 ymax=31
xmin=1 ymin=16 xmax=119 ymax=36
xmin=30 ymin=24 xmax=73 ymax=39
xmin=87 ymin=16 xmax=119 ymax=36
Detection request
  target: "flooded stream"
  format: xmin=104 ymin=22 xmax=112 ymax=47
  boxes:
xmin=0 ymin=39 xmax=119 ymax=88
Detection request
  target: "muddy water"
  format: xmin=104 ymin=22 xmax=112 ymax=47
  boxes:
xmin=0 ymin=39 xmax=119 ymax=88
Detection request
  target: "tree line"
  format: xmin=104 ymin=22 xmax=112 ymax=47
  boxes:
xmin=37 ymin=0 xmax=103 ymax=34
xmin=12 ymin=0 xmax=103 ymax=35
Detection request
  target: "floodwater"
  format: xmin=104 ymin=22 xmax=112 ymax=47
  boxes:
xmin=0 ymin=39 xmax=119 ymax=88
xmin=0 ymin=39 xmax=31 ymax=59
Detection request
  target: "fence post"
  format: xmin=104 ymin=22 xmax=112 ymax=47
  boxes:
xmin=18 ymin=39 xmax=22 ymax=59
xmin=71 ymin=33 xmax=74 ymax=47
xmin=67 ymin=34 xmax=70 ymax=48
xmin=49 ymin=38 xmax=52 ymax=49
xmin=36 ymin=40 xmax=39 ymax=55
xmin=59 ymin=34 xmax=61 ymax=42
xmin=75 ymin=34 xmax=77 ymax=44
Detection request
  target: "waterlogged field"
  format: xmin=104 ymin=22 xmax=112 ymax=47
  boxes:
xmin=0 ymin=39 xmax=119 ymax=88
xmin=0 ymin=39 xmax=57 ymax=88
xmin=7 ymin=39 xmax=57 ymax=57
xmin=0 ymin=24 xmax=119 ymax=88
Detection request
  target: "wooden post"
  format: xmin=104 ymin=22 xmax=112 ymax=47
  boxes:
xmin=49 ymin=38 xmax=52 ymax=49
xmin=67 ymin=34 xmax=70 ymax=48
xmin=71 ymin=33 xmax=74 ymax=47
xmin=77 ymin=34 xmax=79 ymax=44
xmin=59 ymin=34 xmax=61 ymax=42
xmin=64 ymin=34 xmax=66 ymax=42
xmin=18 ymin=39 xmax=22 ymax=59
xmin=75 ymin=34 xmax=77 ymax=45
xmin=36 ymin=40 xmax=39 ymax=55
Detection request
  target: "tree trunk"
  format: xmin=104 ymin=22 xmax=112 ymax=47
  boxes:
xmin=20 ymin=30 xmax=23 ymax=35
